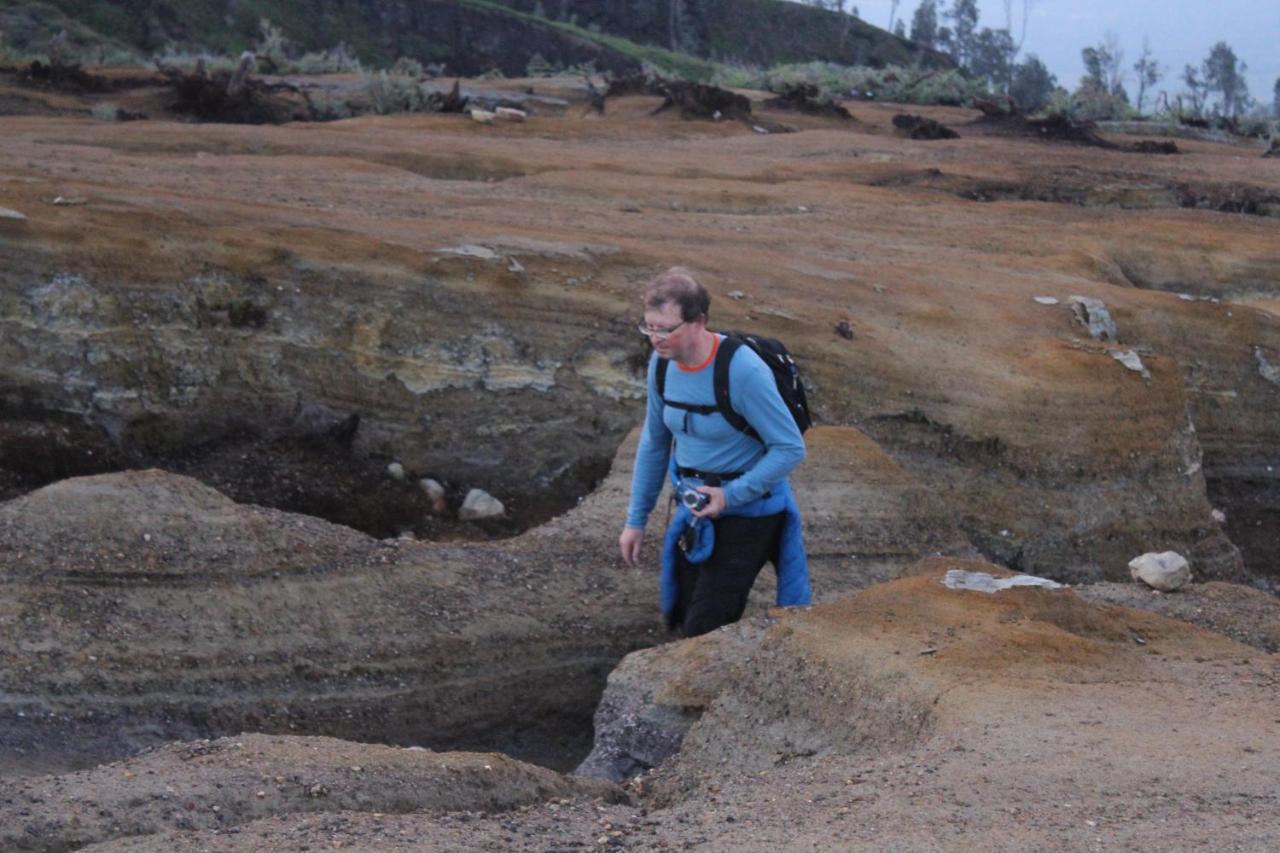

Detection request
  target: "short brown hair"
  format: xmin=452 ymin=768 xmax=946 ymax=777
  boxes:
xmin=644 ymin=267 xmax=710 ymax=322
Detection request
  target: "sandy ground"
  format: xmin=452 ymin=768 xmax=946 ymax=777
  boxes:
xmin=1 ymin=71 xmax=1279 ymax=850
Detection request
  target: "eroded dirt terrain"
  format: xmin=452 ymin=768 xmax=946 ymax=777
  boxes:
xmin=1 ymin=73 xmax=1279 ymax=849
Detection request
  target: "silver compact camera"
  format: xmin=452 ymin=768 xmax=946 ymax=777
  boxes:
xmin=677 ymin=483 xmax=709 ymax=511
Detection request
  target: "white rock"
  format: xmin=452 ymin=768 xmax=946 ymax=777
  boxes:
xmin=1111 ymin=349 xmax=1150 ymax=379
xmin=1069 ymin=296 xmax=1117 ymax=342
xmin=727 ymin=290 xmax=745 ymax=300
xmin=494 ymin=106 xmax=527 ymax=122
xmin=1033 ymin=296 xmax=1059 ymax=305
xmin=0 ymin=207 xmax=27 ymax=221
xmin=419 ymin=478 xmax=447 ymax=513
xmin=469 ymin=108 xmax=495 ymax=124
xmin=1211 ymin=508 xmax=1227 ymax=524
xmin=460 ymin=488 xmax=505 ymax=521
xmin=942 ymin=570 xmax=1063 ymax=593
xmin=440 ymin=243 xmax=498 ymax=260
xmin=386 ymin=462 xmax=406 ymax=481
xmin=1255 ymin=347 xmax=1280 ymax=387
xmin=1128 ymin=551 xmax=1191 ymax=592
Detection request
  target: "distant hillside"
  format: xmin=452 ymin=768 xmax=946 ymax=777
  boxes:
xmin=490 ymin=0 xmax=949 ymax=69
xmin=0 ymin=0 xmax=950 ymax=77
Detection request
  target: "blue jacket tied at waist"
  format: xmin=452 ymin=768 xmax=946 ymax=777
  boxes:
xmin=660 ymin=464 xmax=811 ymax=617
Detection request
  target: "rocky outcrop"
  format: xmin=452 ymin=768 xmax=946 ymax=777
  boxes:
xmin=0 ymin=467 xmax=654 ymax=776
xmin=0 ymin=246 xmax=643 ymax=523
xmin=576 ymin=619 xmax=766 ymax=782
xmin=580 ymin=559 xmax=1278 ymax=805
xmin=0 ymin=426 xmax=950 ymax=775
xmin=0 ymin=734 xmax=622 ymax=851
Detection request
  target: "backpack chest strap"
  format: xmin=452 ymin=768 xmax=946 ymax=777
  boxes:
xmin=655 ymin=336 xmax=756 ymax=439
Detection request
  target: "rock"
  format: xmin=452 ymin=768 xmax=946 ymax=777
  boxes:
xmin=1033 ymin=296 xmax=1059 ymax=305
xmin=51 ymin=196 xmax=87 ymax=206
xmin=386 ymin=462 xmax=406 ymax=481
xmin=1128 ymin=551 xmax=1191 ymax=591
xmin=1263 ymin=138 xmax=1279 ymax=158
xmin=0 ymin=207 xmax=28 ymax=221
xmin=892 ymin=114 xmax=960 ymax=140
xmin=577 ymin=620 xmax=766 ymax=782
xmin=942 ymin=569 xmax=1063 ymax=593
xmin=1111 ymin=349 xmax=1150 ymax=379
xmin=419 ymin=478 xmax=447 ymax=513
xmin=727 ymin=290 xmax=745 ymax=300
xmin=1255 ymin=347 xmax=1280 ymax=387
xmin=1132 ymin=140 xmax=1179 ymax=155
xmin=1069 ymin=296 xmax=1117 ymax=342
xmin=440 ymin=243 xmax=499 ymax=260
xmin=507 ymin=257 xmax=525 ymax=274
xmin=459 ymin=488 xmax=504 ymax=520
xmin=495 ymin=107 xmax=527 ymax=122
xmin=1212 ymin=508 xmax=1227 ymax=524
xmin=834 ymin=319 xmax=854 ymax=340
xmin=470 ymin=108 xmax=496 ymax=124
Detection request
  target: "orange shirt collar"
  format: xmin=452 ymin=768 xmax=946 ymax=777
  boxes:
xmin=677 ymin=333 xmax=719 ymax=372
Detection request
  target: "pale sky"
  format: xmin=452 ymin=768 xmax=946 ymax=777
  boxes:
xmin=815 ymin=1 xmax=1279 ymax=110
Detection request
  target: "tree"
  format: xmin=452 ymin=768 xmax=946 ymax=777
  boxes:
xmin=970 ymin=27 xmax=1016 ymax=92
xmin=894 ymin=19 xmax=907 ymax=37
xmin=1273 ymin=76 xmax=1280 ymax=119
xmin=1181 ymin=63 xmax=1208 ymax=116
xmin=1202 ymin=41 xmax=1249 ymax=118
xmin=1080 ymin=33 xmax=1124 ymax=95
xmin=910 ymin=0 xmax=939 ymax=49
xmin=888 ymin=0 xmax=901 ymax=33
xmin=1081 ymin=46 xmax=1108 ymax=91
xmin=1010 ymin=53 xmax=1055 ymax=112
xmin=1000 ymin=0 xmax=1031 ymax=65
xmin=947 ymin=0 xmax=981 ymax=68
xmin=1132 ymin=37 xmax=1162 ymax=114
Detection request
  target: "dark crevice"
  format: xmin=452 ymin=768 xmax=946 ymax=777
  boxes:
xmin=0 ymin=405 xmax=624 ymax=542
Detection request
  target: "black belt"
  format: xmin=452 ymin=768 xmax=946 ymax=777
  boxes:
xmin=676 ymin=467 xmax=744 ymax=487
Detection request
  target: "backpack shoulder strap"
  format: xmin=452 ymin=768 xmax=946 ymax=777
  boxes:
xmin=713 ymin=335 xmax=751 ymax=435
xmin=657 ymin=352 xmax=720 ymax=415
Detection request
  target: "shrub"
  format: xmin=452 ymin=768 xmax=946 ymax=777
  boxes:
xmin=391 ymin=56 xmax=424 ymax=78
xmin=364 ymin=69 xmax=432 ymax=114
xmin=303 ymin=90 xmax=355 ymax=121
xmin=153 ymin=47 xmax=238 ymax=74
xmin=254 ymin=18 xmax=289 ymax=73
xmin=1058 ymin=87 xmax=1135 ymax=121
xmin=754 ymin=63 xmax=989 ymax=106
xmin=710 ymin=63 xmax=763 ymax=89
xmin=292 ymin=45 xmax=362 ymax=74
xmin=526 ymin=52 xmax=556 ymax=77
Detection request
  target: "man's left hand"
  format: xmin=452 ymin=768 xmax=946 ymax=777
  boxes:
xmin=692 ymin=486 xmax=725 ymax=519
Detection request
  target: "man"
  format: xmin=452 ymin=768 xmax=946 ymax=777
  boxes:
xmin=619 ymin=267 xmax=810 ymax=636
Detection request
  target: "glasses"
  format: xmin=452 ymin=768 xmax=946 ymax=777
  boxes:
xmin=636 ymin=320 xmax=687 ymax=340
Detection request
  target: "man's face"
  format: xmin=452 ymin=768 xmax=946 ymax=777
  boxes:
xmin=642 ymin=303 xmax=696 ymax=360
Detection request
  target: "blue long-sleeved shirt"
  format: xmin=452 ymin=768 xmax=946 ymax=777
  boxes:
xmin=625 ymin=334 xmax=806 ymax=529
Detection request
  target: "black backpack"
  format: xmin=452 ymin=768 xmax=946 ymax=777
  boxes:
xmin=656 ymin=333 xmax=812 ymax=441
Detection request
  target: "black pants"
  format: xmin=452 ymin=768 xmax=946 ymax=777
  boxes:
xmin=670 ymin=511 xmax=786 ymax=637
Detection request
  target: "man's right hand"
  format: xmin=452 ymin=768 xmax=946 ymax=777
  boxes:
xmin=619 ymin=526 xmax=645 ymax=566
